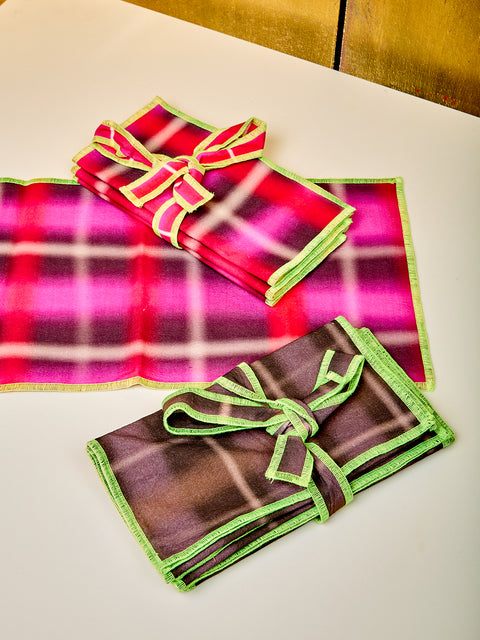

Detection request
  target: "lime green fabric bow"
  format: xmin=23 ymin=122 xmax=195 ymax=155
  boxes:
xmin=163 ymin=349 xmax=365 ymax=521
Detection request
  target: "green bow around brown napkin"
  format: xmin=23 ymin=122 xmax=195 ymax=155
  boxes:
xmin=87 ymin=317 xmax=454 ymax=590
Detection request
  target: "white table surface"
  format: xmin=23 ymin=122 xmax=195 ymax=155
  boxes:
xmin=0 ymin=1 xmax=479 ymax=638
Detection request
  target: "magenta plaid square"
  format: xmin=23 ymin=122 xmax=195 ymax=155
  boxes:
xmin=0 ymin=177 xmax=433 ymax=391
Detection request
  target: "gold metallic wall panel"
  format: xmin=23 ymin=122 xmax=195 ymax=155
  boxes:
xmin=340 ymin=0 xmax=480 ymax=117
xmin=123 ymin=0 xmax=341 ymax=67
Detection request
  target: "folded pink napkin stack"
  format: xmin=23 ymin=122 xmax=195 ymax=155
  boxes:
xmin=73 ymin=97 xmax=354 ymax=305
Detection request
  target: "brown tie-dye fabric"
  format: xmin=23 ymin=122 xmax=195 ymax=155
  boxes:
xmin=87 ymin=317 xmax=453 ymax=590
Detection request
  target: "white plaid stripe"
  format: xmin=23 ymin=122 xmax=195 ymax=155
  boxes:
xmin=251 ymin=359 xmax=289 ymax=400
xmin=334 ymin=245 xmax=406 ymax=260
xmin=0 ymin=238 xmax=405 ymax=260
xmin=328 ymin=412 xmax=418 ymax=460
xmin=96 ymin=161 xmax=130 ymax=182
xmin=330 ymin=242 xmax=407 ymax=327
xmin=186 ymin=255 xmax=207 ymax=380
xmin=75 ymin=189 xmax=94 ymax=361
xmin=0 ymin=337 xmax=291 ymax=362
xmin=111 ymin=437 xmax=191 ymax=474
xmin=374 ymin=330 xmax=422 ymax=346
xmin=204 ymin=436 xmax=263 ymax=510
xmin=144 ymin=116 xmax=188 ymax=153
xmin=0 ymin=241 xmax=178 ymax=259
xmin=185 ymin=162 xmax=299 ymax=261
xmin=360 ymin=366 xmax=416 ymax=430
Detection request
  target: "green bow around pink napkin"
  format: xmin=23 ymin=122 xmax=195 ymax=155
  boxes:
xmin=87 ymin=317 xmax=453 ymax=590
xmin=73 ymin=97 xmax=354 ymax=305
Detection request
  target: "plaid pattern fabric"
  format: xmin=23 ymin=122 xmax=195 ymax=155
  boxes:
xmin=87 ymin=317 xmax=454 ymax=591
xmin=0 ymin=177 xmax=433 ymax=390
xmin=72 ymin=97 xmax=354 ymax=305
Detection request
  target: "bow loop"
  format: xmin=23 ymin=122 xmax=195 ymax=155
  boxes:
xmin=91 ymin=116 xmax=266 ymax=247
xmin=92 ymin=121 xmax=157 ymax=171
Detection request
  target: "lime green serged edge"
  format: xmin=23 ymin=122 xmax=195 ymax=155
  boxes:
xmin=314 ymin=177 xmax=435 ymax=391
xmin=0 ymin=377 xmax=208 ymax=393
xmin=0 ymin=177 xmax=78 ymax=185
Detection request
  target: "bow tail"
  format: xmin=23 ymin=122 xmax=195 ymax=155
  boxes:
xmin=173 ymin=174 xmax=214 ymax=212
xmin=265 ymin=433 xmax=314 ymax=488
xmin=265 ymin=433 xmax=353 ymax=521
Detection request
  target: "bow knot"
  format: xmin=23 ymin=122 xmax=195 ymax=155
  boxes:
xmin=163 ymin=350 xmax=365 ymax=521
xmin=92 ymin=116 xmax=267 ymax=247
xmin=269 ymin=398 xmax=319 ymax=441
xmin=175 ymin=155 xmax=205 ymax=182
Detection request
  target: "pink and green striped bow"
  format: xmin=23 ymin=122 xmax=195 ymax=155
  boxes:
xmin=162 ymin=350 xmax=365 ymax=522
xmin=92 ymin=117 xmax=266 ymax=247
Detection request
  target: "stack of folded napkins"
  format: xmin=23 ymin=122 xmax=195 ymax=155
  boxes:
xmin=87 ymin=317 xmax=453 ymax=591
xmin=73 ymin=97 xmax=354 ymax=305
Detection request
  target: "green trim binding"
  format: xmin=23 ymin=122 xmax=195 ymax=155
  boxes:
xmin=0 ymin=177 xmax=78 ymax=186
xmin=307 ymin=441 xmax=354 ymax=505
xmin=395 ymin=178 xmax=435 ymax=391
xmin=265 ymin=434 xmax=314 ymax=487
xmin=111 ymin=456 xmax=311 ymax=589
xmin=313 ymin=177 xmax=435 ymax=391
xmin=341 ymin=421 xmax=432 ymax=477
xmin=349 ymin=433 xmax=446 ymax=494
xmin=337 ymin=317 xmax=443 ymax=431
xmin=173 ymin=518 xmax=280 ymax=584
xmin=307 ymin=480 xmax=330 ymax=523
xmin=265 ymin=215 xmax=352 ymax=305
xmin=88 ymin=436 xmax=318 ymax=592
xmin=0 ymin=377 xmax=208 ymax=394
xmin=182 ymin=507 xmax=319 ymax=589
xmin=159 ymin=490 xmax=312 ymax=572
xmin=163 ymin=352 xmax=364 ymax=438
xmin=86 ymin=440 xmax=177 ymax=585
xmin=163 ymin=399 xmax=284 ymax=434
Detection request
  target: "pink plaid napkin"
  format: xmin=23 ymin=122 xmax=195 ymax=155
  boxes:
xmin=72 ymin=97 xmax=354 ymax=305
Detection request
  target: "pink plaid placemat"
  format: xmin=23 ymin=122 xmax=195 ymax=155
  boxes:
xmin=0 ymin=177 xmax=433 ymax=391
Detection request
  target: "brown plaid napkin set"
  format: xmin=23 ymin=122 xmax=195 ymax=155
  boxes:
xmin=88 ymin=317 xmax=453 ymax=590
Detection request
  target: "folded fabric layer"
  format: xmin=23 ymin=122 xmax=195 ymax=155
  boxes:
xmin=0 ymin=177 xmax=433 ymax=390
xmin=72 ymin=97 xmax=354 ymax=305
xmin=87 ymin=317 xmax=453 ymax=591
